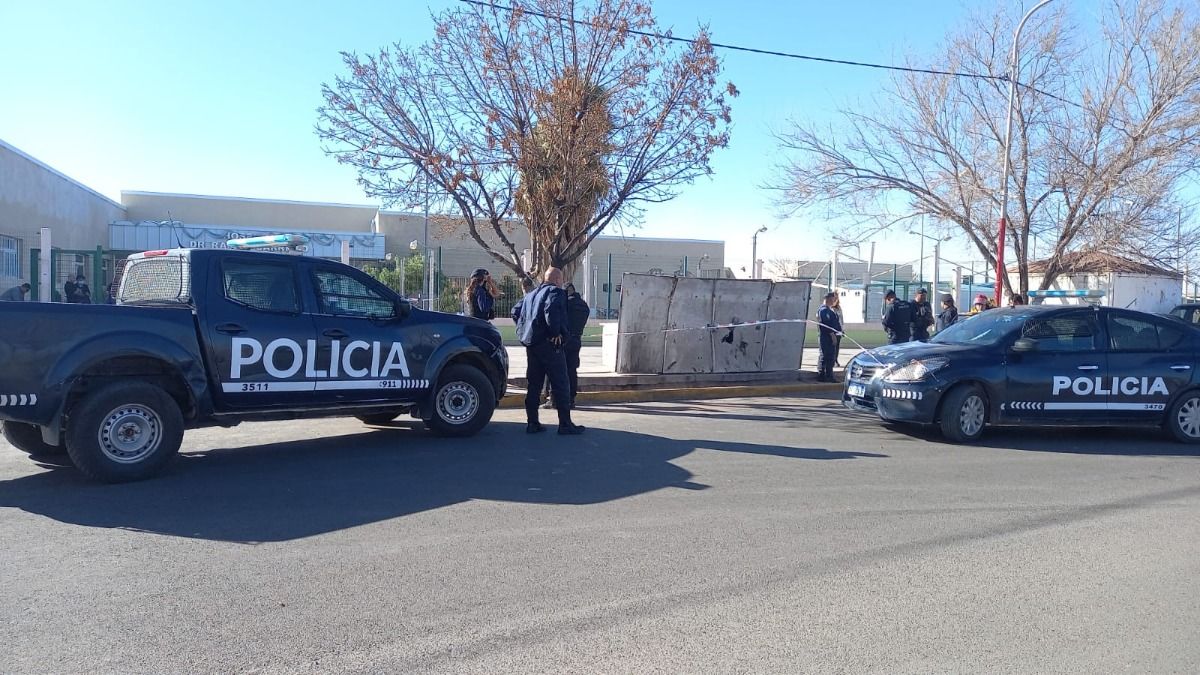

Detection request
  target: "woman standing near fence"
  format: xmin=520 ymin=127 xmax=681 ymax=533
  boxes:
xmin=464 ymin=268 xmax=500 ymax=321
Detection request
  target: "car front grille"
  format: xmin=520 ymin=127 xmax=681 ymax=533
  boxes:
xmin=849 ymin=362 xmax=882 ymax=381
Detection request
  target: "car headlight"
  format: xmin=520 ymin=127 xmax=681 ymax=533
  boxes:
xmin=884 ymin=357 xmax=949 ymax=382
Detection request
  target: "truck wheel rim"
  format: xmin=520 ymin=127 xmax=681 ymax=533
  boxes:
xmin=98 ymin=405 xmax=162 ymax=463
xmin=1177 ymin=397 xmax=1200 ymax=438
xmin=960 ymin=395 xmax=985 ymax=437
xmin=437 ymin=382 xmax=479 ymax=425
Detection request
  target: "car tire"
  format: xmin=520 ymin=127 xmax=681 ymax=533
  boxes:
xmin=356 ymin=410 xmax=405 ymax=426
xmin=2 ymin=421 xmax=65 ymax=457
xmin=939 ymin=383 xmax=987 ymax=443
xmin=65 ymin=381 xmax=184 ymax=483
xmin=1166 ymin=390 xmax=1200 ymax=444
xmin=425 ymin=364 xmax=495 ymax=438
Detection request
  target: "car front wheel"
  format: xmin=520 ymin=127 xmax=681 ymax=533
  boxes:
xmin=939 ymin=383 xmax=987 ymax=443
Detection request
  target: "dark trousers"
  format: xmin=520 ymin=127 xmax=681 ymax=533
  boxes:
xmin=525 ymin=342 xmax=572 ymax=423
xmin=818 ymin=335 xmax=838 ymax=379
xmin=565 ymin=337 xmax=582 ymax=403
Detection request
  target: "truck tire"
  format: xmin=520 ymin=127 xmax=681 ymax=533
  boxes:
xmin=356 ymin=410 xmax=405 ymax=426
xmin=425 ymin=364 xmax=495 ymax=438
xmin=64 ymin=381 xmax=184 ymax=483
xmin=939 ymin=383 xmax=987 ymax=443
xmin=2 ymin=421 xmax=65 ymax=457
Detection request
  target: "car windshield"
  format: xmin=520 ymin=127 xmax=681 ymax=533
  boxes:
xmin=930 ymin=309 xmax=1031 ymax=345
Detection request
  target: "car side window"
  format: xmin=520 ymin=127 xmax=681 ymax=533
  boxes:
xmin=1107 ymin=315 xmax=1161 ymax=351
xmin=1021 ymin=312 xmax=1097 ymax=352
xmin=1157 ymin=321 xmax=1187 ymax=350
xmin=312 ymin=269 xmax=394 ymax=318
xmin=222 ymin=260 xmax=299 ymax=313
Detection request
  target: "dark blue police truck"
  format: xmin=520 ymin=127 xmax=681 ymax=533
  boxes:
xmin=843 ymin=305 xmax=1200 ymax=443
xmin=0 ymin=248 xmax=508 ymax=482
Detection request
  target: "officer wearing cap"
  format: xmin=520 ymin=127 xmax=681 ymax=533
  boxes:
xmin=512 ymin=267 xmax=585 ymax=435
xmin=881 ymin=290 xmax=913 ymax=344
xmin=911 ymin=288 xmax=934 ymax=341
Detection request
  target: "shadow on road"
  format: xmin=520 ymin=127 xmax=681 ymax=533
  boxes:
xmin=881 ymin=420 xmax=1200 ymax=456
xmin=0 ymin=422 xmax=885 ymax=543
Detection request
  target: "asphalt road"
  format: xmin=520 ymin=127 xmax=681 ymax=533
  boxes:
xmin=2 ymin=395 xmax=1199 ymax=673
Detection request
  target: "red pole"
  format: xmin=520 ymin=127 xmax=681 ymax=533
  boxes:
xmin=995 ymin=217 xmax=1006 ymax=306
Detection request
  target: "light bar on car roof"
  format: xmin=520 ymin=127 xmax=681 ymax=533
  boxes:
xmin=226 ymin=234 xmax=309 ymax=253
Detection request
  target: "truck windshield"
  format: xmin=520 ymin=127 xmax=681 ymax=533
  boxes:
xmin=930 ymin=310 xmax=1029 ymax=346
xmin=118 ymin=255 xmax=192 ymax=305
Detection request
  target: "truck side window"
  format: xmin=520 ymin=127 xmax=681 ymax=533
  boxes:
xmin=312 ymin=270 xmax=394 ymax=318
xmin=222 ymin=261 xmax=299 ymax=313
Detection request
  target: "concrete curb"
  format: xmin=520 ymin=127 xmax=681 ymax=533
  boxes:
xmin=498 ymin=382 xmax=844 ymax=408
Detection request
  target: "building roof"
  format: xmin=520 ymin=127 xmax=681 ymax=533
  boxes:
xmin=1019 ymin=250 xmax=1182 ymax=279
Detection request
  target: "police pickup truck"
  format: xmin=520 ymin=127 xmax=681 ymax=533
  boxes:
xmin=843 ymin=305 xmax=1200 ymax=444
xmin=0 ymin=247 xmax=508 ymax=482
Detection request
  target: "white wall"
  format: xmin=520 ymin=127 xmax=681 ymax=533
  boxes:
xmin=1109 ymin=274 xmax=1181 ymax=313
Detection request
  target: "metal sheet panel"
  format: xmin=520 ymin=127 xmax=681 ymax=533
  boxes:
xmin=615 ymin=274 xmax=674 ymax=374
xmin=761 ymin=280 xmax=811 ymax=371
xmin=712 ymin=279 xmax=772 ymax=373
xmin=662 ymin=277 xmax=715 ymax=374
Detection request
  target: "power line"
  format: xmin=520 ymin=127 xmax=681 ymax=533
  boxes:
xmin=459 ymin=0 xmax=1081 ymax=107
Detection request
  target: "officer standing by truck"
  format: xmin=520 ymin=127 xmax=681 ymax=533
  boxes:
xmin=911 ymin=288 xmax=934 ymax=341
xmin=512 ymin=268 xmax=586 ymax=435
xmin=881 ymin=290 xmax=913 ymax=344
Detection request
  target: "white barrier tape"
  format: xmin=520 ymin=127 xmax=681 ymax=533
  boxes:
xmin=617 ymin=318 xmax=844 ymax=337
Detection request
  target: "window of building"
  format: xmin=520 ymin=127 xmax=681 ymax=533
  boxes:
xmin=0 ymin=235 xmax=20 ymax=279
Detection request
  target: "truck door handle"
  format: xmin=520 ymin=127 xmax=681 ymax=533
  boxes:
xmin=1076 ymin=365 xmax=1099 ymax=371
xmin=323 ymin=329 xmax=349 ymax=339
xmin=1171 ymin=364 xmax=1192 ymax=371
xmin=216 ymin=323 xmax=246 ymax=335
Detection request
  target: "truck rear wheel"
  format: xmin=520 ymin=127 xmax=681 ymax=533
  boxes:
xmin=65 ymin=381 xmax=184 ymax=483
xmin=2 ymin=421 xmax=65 ymax=457
xmin=425 ymin=365 xmax=495 ymax=437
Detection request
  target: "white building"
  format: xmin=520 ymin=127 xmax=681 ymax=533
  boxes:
xmin=1019 ymin=251 xmax=1182 ymax=313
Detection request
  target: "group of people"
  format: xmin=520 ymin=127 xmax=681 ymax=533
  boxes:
xmin=814 ymin=287 xmax=1030 ymax=380
xmin=466 ymin=267 xmax=589 ymax=436
xmin=1 ymin=274 xmax=95 ymax=303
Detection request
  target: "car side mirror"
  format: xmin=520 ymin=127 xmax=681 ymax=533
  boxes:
xmin=1011 ymin=337 xmax=1037 ymax=353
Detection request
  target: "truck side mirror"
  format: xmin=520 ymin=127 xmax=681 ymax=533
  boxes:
xmin=1011 ymin=337 xmax=1037 ymax=353
xmin=395 ymin=299 xmax=412 ymax=319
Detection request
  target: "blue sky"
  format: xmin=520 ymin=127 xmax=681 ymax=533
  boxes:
xmin=0 ymin=0 xmax=994 ymax=276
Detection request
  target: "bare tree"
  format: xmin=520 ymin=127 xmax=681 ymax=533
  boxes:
xmin=317 ymin=0 xmax=736 ymax=281
xmin=775 ymin=0 xmax=1200 ymax=296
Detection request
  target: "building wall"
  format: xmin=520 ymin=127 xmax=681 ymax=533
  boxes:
xmin=122 ymin=191 xmax=378 ymax=234
xmin=1028 ymin=272 xmax=1181 ymax=312
xmin=0 ymin=139 xmax=127 ymax=290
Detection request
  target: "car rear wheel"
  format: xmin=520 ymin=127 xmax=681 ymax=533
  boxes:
xmin=2 ymin=421 xmax=65 ymax=457
xmin=425 ymin=365 xmax=495 ymax=438
xmin=939 ymin=383 xmax=987 ymax=443
xmin=65 ymin=381 xmax=184 ymax=483
xmin=1166 ymin=391 xmax=1200 ymax=443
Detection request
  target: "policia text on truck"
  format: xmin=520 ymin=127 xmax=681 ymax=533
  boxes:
xmin=0 ymin=245 xmax=508 ymax=482
xmin=843 ymin=305 xmax=1200 ymax=444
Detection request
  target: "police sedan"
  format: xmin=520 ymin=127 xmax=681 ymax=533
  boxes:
xmin=842 ymin=305 xmax=1200 ymax=443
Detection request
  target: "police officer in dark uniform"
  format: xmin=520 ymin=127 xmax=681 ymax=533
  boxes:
xmin=563 ymin=282 xmax=590 ymax=407
xmin=881 ymin=289 xmax=913 ymax=344
xmin=911 ymin=288 xmax=934 ymax=341
xmin=512 ymin=268 xmax=585 ymax=435
xmin=816 ymin=291 xmax=842 ymax=382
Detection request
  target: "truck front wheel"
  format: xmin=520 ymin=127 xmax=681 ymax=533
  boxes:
xmin=65 ymin=382 xmax=184 ymax=483
xmin=425 ymin=365 xmax=495 ymax=438
xmin=2 ymin=421 xmax=65 ymax=457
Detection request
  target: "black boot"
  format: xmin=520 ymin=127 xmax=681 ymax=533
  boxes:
xmin=557 ymin=408 xmax=585 ymax=435
xmin=525 ymin=407 xmax=546 ymax=434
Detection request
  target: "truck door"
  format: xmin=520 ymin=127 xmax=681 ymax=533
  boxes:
xmin=305 ymin=263 xmax=430 ymax=404
xmin=1103 ymin=311 xmax=1194 ymax=421
xmin=204 ymin=257 xmax=317 ymax=409
xmin=1005 ymin=309 xmax=1109 ymax=422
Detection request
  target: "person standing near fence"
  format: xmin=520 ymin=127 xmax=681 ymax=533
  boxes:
xmin=881 ymin=290 xmax=913 ymax=344
xmin=936 ymin=294 xmax=959 ymax=333
xmin=1 ymin=283 xmax=30 ymax=302
xmin=911 ymin=288 xmax=934 ymax=341
xmin=817 ymin=292 xmax=842 ymax=382
xmin=463 ymin=268 xmax=499 ymax=321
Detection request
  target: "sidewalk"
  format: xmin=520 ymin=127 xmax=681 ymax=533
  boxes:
xmin=506 ymin=346 xmax=863 ymax=382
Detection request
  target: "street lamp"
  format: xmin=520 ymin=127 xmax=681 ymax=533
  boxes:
xmin=697 ymin=253 xmax=711 ymax=277
xmin=995 ymin=0 xmax=1057 ymax=306
xmin=909 ymin=229 xmax=953 ymax=297
xmin=750 ymin=226 xmax=768 ymax=279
